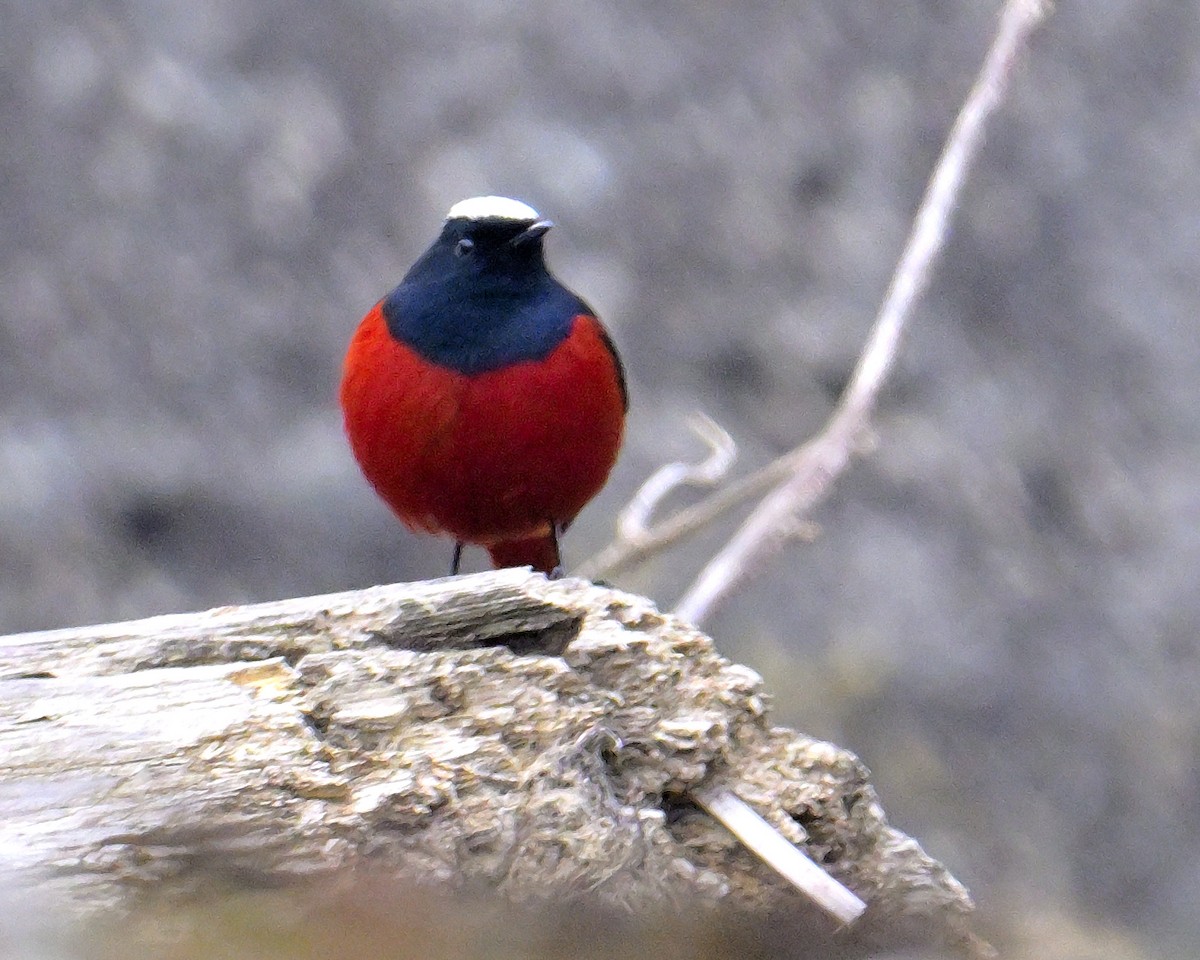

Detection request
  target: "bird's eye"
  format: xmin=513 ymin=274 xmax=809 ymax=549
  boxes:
xmin=454 ymin=238 xmax=475 ymax=257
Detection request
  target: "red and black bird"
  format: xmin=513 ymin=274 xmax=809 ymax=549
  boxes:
xmin=340 ymin=196 xmax=627 ymax=575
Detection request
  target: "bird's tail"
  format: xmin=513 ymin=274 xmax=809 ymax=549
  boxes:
xmin=487 ymin=534 xmax=560 ymax=575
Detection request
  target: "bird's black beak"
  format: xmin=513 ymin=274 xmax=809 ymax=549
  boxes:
xmin=510 ymin=219 xmax=554 ymax=246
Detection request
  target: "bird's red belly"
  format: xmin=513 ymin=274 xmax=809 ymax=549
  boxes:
xmin=340 ymin=303 xmax=624 ymax=545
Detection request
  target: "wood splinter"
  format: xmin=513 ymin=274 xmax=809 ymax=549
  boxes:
xmin=694 ymin=787 xmax=867 ymax=924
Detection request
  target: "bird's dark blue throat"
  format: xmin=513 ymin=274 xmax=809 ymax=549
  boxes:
xmin=383 ymin=216 xmax=593 ymax=374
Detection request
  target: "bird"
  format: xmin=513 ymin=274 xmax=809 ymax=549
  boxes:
xmin=340 ymin=196 xmax=627 ymax=576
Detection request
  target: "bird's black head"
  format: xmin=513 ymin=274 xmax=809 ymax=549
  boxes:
xmin=383 ymin=197 xmax=590 ymax=374
xmin=410 ymin=196 xmax=555 ymax=287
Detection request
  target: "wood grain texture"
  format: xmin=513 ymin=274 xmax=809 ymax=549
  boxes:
xmin=0 ymin=570 xmax=983 ymax=955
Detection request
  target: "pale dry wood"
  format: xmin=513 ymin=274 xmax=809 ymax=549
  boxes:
xmin=1 ymin=571 xmax=983 ymax=955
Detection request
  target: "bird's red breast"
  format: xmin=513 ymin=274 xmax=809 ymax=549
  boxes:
xmin=340 ymin=300 xmax=625 ymax=567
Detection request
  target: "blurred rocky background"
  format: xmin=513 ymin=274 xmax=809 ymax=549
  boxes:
xmin=1 ymin=0 xmax=1196 ymax=957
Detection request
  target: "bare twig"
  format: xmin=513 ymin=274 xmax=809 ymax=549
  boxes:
xmin=617 ymin=414 xmax=737 ymax=544
xmin=584 ymin=2 xmax=1052 ymax=589
xmin=693 ymin=786 xmax=867 ymax=925
xmin=673 ymin=0 xmax=1050 ymax=626
xmin=579 ymin=415 xmax=740 ymax=580
xmin=583 ymin=434 xmax=842 ymax=583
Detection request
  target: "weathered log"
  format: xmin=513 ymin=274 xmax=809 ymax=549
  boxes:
xmin=0 ymin=570 xmax=983 ymax=955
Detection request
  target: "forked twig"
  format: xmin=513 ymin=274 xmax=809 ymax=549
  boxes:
xmin=578 ymin=415 xmax=740 ymax=580
xmin=674 ymin=0 xmax=1051 ymax=626
xmin=616 ymin=413 xmax=737 ymax=544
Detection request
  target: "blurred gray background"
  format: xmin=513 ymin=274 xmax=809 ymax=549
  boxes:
xmin=2 ymin=0 xmax=1196 ymax=956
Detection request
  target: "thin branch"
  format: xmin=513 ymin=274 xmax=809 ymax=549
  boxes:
xmin=583 ymin=430 xmax=846 ymax=583
xmin=674 ymin=0 xmax=1051 ymax=627
xmin=616 ymin=413 xmax=737 ymax=544
xmin=578 ymin=415 xmax=742 ymax=581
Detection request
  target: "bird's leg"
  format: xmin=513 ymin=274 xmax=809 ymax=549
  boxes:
xmin=548 ymin=521 xmax=565 ymax=580
xmin=450 ymin=542 xmax=464 ymax=576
